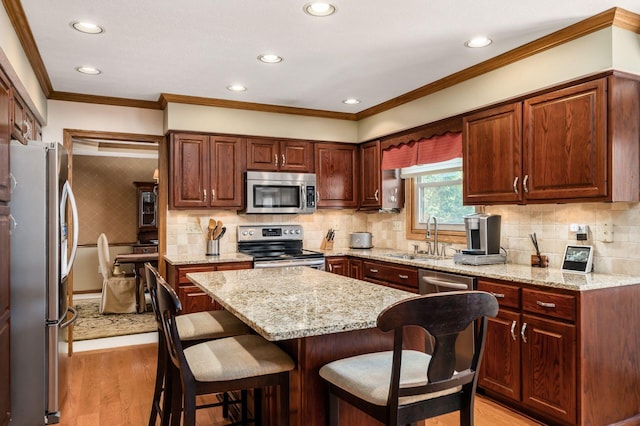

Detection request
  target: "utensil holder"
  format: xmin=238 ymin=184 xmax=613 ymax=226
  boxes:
xmin=531 ymin=254 xmax=548 ymax=268
xmin=320 ymin=237 xmax=334 ymax=250
xmin=206 ymin=239 xmax=220 ymax=256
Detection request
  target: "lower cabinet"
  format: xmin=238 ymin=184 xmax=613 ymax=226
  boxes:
xmin=348 ymin=258 xmax=363 ymax=280
xmin=325 ymin=256 xmax=348 ymax=276
xmin=362 ymin=260 xmax=418 ymax=293
xmin=167 ymin=261 xmax=252 ymax=314
xmin=478 ymin=279 xmax=576 ymax=425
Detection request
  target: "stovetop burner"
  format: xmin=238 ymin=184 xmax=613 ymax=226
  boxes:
xmin=237 ymin=225 xmax=324 ymax=263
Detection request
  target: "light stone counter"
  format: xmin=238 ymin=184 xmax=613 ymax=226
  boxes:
xmin=164 ymin=252 xmax=253 ymax=266
xmin=324 ymin=248 xmax=640 ymax=291
xmin=187 ymin=267 xmax=416 ymax=341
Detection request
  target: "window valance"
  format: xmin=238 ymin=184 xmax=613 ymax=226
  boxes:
xmin=381 ymin=132 xmax=462 ymax=170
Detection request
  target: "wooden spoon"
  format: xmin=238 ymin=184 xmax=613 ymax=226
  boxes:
xmin=212 ymin=220 xmax=224 ymax=240
xmin=208 ymin=218 xmax=217 ymax=240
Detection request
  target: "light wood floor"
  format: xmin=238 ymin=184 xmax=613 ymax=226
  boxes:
xmin=59 ymin=343 xmax=542 ymax=426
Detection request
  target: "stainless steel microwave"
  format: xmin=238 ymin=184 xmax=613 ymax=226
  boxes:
xmin=244 ymin=171 xmax=317 ymax=214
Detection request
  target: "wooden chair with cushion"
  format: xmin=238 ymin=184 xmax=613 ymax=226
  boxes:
xmin=319 ymin=291 xmax=499 ymax=426
xmin=144 ymin=262 xmax=252 ymax=426
xmin=97 ymin=233 xmax=139 ymax=313
xmin=154 ymin=268 xmax=295 ymax=426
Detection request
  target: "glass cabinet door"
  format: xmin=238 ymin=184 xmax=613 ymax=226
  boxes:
xmin=140 ymin=189 xmax=157 ymax=227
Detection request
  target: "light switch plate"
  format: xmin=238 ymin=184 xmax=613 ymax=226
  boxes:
xmin=392 ymin=221 xmax=402 ymax=231
xmin=600 ymin=223 xmax=614 ymax=243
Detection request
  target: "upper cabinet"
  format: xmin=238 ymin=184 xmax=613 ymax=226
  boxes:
xmin=246 ymin=138 xmax=313 ymax=172
xmin=0 ymin=70 xmax=10 ymax=203
xmin=359 ymin=140 xmax=404 ymax=211
xmin=463 ymin=74 xmax=640 ymax=205
xmin=135 ymin=182 xmax=158 ymax=243
xmin=314 ymin=142 xmax=358 ymax=208
xmin=169 ymin=133 xmax=246 ymax=209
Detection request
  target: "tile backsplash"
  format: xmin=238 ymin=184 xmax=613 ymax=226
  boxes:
xmin=166 ymin=201 xmax=640 ymax=276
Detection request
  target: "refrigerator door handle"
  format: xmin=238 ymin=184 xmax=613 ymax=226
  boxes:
xmin=59 ymin=306 xmax=78 ymax=329
xmin=60 ymin=181 xmax=79 ymax=278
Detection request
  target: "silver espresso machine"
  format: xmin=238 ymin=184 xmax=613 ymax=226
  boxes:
xmin=454 ymin=213 xmax=507 ymax=265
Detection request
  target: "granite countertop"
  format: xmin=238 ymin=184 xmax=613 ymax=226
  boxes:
xmin=324 ymin=248 xmax=640 ymax=292
xmin=187 ymin=267 xmax=416 ymax=341
xmin=164 ymin=252 xmax=253 ymax=265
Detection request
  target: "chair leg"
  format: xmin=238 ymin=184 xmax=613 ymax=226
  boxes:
xmin=149 ymin=339 xmax=164 ymax=426
xmin=222 ymin=392 xmax=230 ymax=418
xmin=182 ymin=382 xmax=197 ymax=426
xmin=254 ymin=388 xmax=262 ymax=425
xmin=170 ymin=368 xmax=183 ymax=426
xmin=328 ymin=392 xmax=339 ymax=426
xmin=161 ymin=359 xmax=172 ymax=426
xmin=279 ymin=376 xmax=290 ymax=426
xmin=240 ymin=390 xmax=248 ymax=425
xmin=460 ymin=390 xmax=475 ymax=426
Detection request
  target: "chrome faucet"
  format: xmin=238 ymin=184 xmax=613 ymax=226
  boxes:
xmin=424 ymin=215 xmax=439 ymax=256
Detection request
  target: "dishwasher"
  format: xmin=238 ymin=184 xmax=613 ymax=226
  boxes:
xmin=419 ymin=269 xmax=476 ymax=372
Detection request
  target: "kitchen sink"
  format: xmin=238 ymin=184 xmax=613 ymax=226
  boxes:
xmin=383 ymin=253 xmax=441 ymax=261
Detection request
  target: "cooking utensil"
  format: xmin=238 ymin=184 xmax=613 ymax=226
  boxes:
xmin=208 ymin=218 xmax=217 ymax=240
xmin=212 ymin=222 xmax=224 ymax=240
xmin=215 ymin=227 xmax=227 ymax=240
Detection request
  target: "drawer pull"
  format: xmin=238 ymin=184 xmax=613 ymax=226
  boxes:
xmin=369 ymin=269 xmax=379 ymax=273
xmin=521 ymin=322 xmax=528 ymax=343
xmin=398 ymin=274 xmax=409 ymax=279
xmin=510 ymin=320 xmax=517 ymax=341
xmin=536 ymin=301 xmax=556 ymax=309
xmin=491 ymin=292 xmax=505 ymax=299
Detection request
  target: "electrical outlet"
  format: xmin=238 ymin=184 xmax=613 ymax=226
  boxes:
xmin=392 ymin=221 xmax=402 ymax=231
xmin=186 ymin=223 xmax=202 ymax=234
xmin=600 ymin=223 xmax=614 ymax=243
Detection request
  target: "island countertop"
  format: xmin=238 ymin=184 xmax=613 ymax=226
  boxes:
xmin=187 ymin=266 xmax=416 ymax=341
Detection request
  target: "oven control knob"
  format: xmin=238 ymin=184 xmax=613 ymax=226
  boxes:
xmin=283 ymin=229 xmax=288 ymax=235
xmin=295 ymin=229 xmax=301 ymax=234
xmin=249 ymin=230 xmax=254 ymax=236
xmin=241 ymin=231 xmax=248 ymax=236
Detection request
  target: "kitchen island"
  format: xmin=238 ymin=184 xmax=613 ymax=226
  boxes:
xmin=187 ymin=266 xmax=420 ymax=426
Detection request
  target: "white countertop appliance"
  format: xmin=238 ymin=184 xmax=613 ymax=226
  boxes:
xmin=9 ymin=140 xmax=79 ymax=424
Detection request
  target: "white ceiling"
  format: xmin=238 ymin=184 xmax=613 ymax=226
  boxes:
xmin=19 ymin=0 xmax=640 ymax=114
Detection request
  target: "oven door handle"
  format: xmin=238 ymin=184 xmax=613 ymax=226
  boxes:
xmin=301 ymin=184 xmax=307 ymax=209
xmin=254 ymin=259 xmax=324 ymax=269
xmin=421 ymin=277 xmax=470 ymax=290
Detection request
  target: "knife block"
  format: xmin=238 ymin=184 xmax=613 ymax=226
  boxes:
xmin=320 ymin=237 xmax=334 ymax=251
xmin=531 ymin=254 xmax=548 ymax=268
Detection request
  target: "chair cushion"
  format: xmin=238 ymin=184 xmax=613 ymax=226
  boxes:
xmin=177 ymin=310 xmax=251 ymax=341
xmin=319 ymin=350 xmax=461 ymax=406
xmin=184 ymin=334 xmax=295 ymax=382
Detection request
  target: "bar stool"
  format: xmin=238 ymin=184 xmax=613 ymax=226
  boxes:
xmin=144 ymin=263 xmax=252 ymax=426
xmin=155 ymin=272 xmax=294 ymax=426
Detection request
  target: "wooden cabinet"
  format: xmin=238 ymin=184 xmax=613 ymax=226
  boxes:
xmin=0 ymin=71 xmax=9 ymax=203
xmin=134 ymin=182 xmax=158 ymax=243
xmin=246 ymin=138 xmax=313 ymax=172
xmin=359 ymin=140 xmax=404 ymax=210
xmin=167 ymin=261 xmax=252 ymax=314
xmin=0 ymin=206 xmax=10 ymax=426
xmin=348 ymin=258 xmax=363 ymax=280
xmin=361 ymin=260 xmax=418 ymax=293
xmin=169 ymin=133 xmax=245 ymax=209
xmin=463 ymin=74 xmax=640 ymax=205
xmin=314 ymin=142 xmax=358 ymax=208
xmin=325 ymin=256 xmax=348 ymax=276
xmin=478 ymin=279 xmax=576 ymax=425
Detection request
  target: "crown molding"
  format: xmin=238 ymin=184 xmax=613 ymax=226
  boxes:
xmin=4 ymin=4 xmax=639 ymax=121
xmin=354 ymin=7 xmax=639 ymax=120
xmin=158 ymin=93 xmax=357 ymax=121
xmin=49 ymin=91 xmax=161 ymax=110
xmin=2 ymin=0 xmax=52 ymax=96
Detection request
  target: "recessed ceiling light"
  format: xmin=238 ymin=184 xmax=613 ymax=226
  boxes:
xmin=465 ymin=36 xmax=492 ymax=48
xmin=258 ymin=54 xmax=283 ymax=64
xmin=342 ymin=98 xmax=361 ymax=105
xmin=303 ymin=2 xmax=336 ymax=17
xmin=226 ymin=84 xmax=247 ymax=92
xmin=71 ymin=21 xmax=104 ymax=34
xmin=76 ymin=66 xmax=101 ymax=75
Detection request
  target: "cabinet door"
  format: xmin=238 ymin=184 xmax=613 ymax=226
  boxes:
xmin=210 ymin=136 xmax=245 ymax=208
xmin=0 ymin=72 xmax=9 ymax=203
xmin=246 ymin=138 xmax=278 ymax=171
xmin=314 ymin=143 xmax=358 ymax=208
xmin=463 ymin=102 xmax=522 ymax=204
xmin=478 ymin=308 xmax=521 ymax=401
xmin=523 ymin=79 xmax=606 ymax=201
xmin=348 ymin=258 xmax=363 ymax=280
xmin=170 ymin=133 xmax=209 ymax=208
xmin=521 ymin=314 xmax=576 ymax=424
xmin=326 ymin=257 xmax=348 ymax=276
xmin=178 ymin=286 xmax=214 ymax=314
xmin=0 ymin=206 xmax=10 ymax=425
xmin=359 ymin=141 xmax=381 ymax=209
xmin=10 ymin=91 xmax=26 ymax=143
xmin=280 ymin=140 xmax=313 ymax=172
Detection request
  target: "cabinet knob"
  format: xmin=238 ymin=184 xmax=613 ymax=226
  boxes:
xmin=536 ymin=300 xmax=556 ymax=309
xmin=211 ymin=189 xmax=216 ymax=202
xmin=520 ymin=322 xmax=528 ymax=343
xmin=513 ymin=176 xmax=519 ymax=194
xmin=203 ymin=189 xmax=207 ymax=201
xmin=369 ymin=268 xmax=379 ymax=273
xmin=510 ymin=320 xmax=517 ymax=341
xmin=374 ymin=189 xmax=379 ymax=201
xmin=274 ymin=154 xmax=278 ymax=167
xmin=523 ymin=174 xmax=529 ymax=193
xmin=282 ymin=154 xmax=286 ymax=166
xmin=491 ymin=292 xmax=505 ymax=299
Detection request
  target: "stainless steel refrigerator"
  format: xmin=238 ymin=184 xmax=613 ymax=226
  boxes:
xmin=9 ymin=140 xmax=79 ymax=424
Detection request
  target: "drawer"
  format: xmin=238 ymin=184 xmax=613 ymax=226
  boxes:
xmin=477 ymin=280 xmax=520 ymax=309
xmin=176 ymin=265 xmax=216 ymax=286
xmin=132 ymin=245 xmax=158 ymax=254
xmin=215 ymin=261 xmax=252 ymax=271
xmin=363 ymin=261 xmax=418 ymax=289
xmin=522 ymin=288 xmax=576 ymax=322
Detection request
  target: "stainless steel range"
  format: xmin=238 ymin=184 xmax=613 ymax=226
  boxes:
xmin=238 ymin=225 xmax=325 ymax=270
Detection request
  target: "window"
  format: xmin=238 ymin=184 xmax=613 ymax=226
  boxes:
xmin=403 ymin=158 xmax=475 ymax=241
